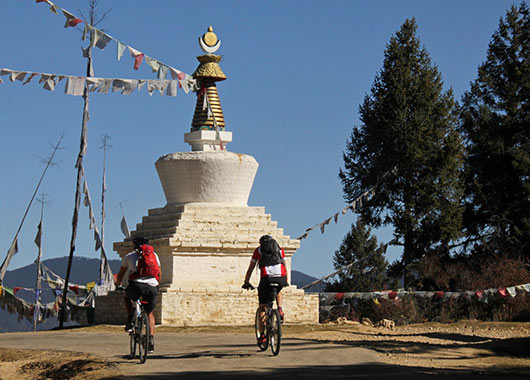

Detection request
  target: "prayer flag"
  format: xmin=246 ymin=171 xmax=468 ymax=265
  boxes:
xmin=23 ymin=73 xmax=39 ymax=85
xmin=128 ymin=47 xmax=144 ymax=70
xmin=158 ymin=65 xmax=168 ymax=80
xmin=63 ymin=10 xmax=82 ymax=28
xmin=0 ymin=239 xmax=19 ymax=282
xmin=49 ymin=4 xmax=59 ymax=15
xmin=34 ymin=222 xmax=42 ymax=248
xmin=145 ymin=56 xmax=161 ymax=72
xmin=117 ymin=42 xmax=126 ymax=61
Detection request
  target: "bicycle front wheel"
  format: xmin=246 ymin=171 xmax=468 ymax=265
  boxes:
xmin=255 ymin=308 xmax=268 ymax=351
xmin=270 ymin=309 xmax=281 ymax=356
xmin=138 ymin=311 xmax=150 ymax=363
xmin=129 ymin=329 xmax=137 ymax=359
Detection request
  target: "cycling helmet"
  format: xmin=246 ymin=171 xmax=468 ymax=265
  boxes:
xmin=132 ymin=236 xmax=148 ymax=249
xmin=259 ymin=234 xmax=273 ymax=246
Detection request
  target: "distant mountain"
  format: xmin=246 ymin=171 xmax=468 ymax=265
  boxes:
xmin=291 ymin=270 xmax=327 ymax=292
xmin=1 ymin=256 xmax=121 ymax=333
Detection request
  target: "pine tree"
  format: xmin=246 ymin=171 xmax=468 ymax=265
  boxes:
xmin=339 ymin=19 xmax=465 ymax=287
xmin=326 ymin=220 xmax=388 ymax=292
xmin=460 ymin=3 xmax=530 ymax=256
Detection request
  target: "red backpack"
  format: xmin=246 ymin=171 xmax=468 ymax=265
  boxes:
xmin=130 ymin=244 xmax=160 ymax=282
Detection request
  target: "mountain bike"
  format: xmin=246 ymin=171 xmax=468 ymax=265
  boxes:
xmin=129 ymin=298 xmax=150 ymax=363
xmin=243 ymin=283 xmax=282 ymax=356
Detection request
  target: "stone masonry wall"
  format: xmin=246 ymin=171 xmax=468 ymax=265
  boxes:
xmin=95 ymin=287 xmax=318 ymax=326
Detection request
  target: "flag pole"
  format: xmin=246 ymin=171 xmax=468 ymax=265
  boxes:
xmin=0 ymin=136 xmax=63 ymax=284
xmin=60 ymin=38 xmax=93 ymax=328
xmin=99 ymin=134 xmax=111 ymax=284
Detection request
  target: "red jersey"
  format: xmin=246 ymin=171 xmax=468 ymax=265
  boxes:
xmin=251 ymin=246 xmax=287 ymax=278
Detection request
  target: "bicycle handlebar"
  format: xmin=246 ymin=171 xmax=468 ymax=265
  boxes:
xmin=242 ymin=283 xmax=255 ymax=290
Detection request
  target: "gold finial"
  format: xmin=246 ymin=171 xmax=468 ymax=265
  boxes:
xmin=203 ymin=26 xmax=218 ymax=46
xmin=199 ymin=26 xmax=221 ymax=54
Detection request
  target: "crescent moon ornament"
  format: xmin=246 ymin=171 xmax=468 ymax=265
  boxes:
xmin=199 ymin=26 xmax=221 ymax=54
xmin=199 ymin=37 xmax=221 ymax=54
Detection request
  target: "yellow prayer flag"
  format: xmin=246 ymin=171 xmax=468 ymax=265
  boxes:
xmin=86 ymin=281 xmax=96 ymax=291
xmin=373 ymin=298 xmax=380 ymax=305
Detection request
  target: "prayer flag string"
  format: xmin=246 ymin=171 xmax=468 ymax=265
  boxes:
xmin=35 ymin=0 xmax=195 ymax=85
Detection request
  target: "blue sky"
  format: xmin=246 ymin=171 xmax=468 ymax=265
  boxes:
xmin=0 ymin=0 xmax=522 ymax=279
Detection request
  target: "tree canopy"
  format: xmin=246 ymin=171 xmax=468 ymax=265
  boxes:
xmin=326 ymin=219 xmax=388 ymax=292
xmin=340 ymin=18 xmax=465 ymax=286
xmin=460 ymin=2 xmax=530 ymax=257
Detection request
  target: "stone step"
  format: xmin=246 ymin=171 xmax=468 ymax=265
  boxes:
xmin=146 ymin=205 xmax=267 ymax=218
xmin=142 ymin=213 xmax=183 ymax=223
xmin=170 ymin=229 xmax=286 ymax=240
xmin=136 ymin=218 xmax=279 ymax=232
xmin=140 ymin=213 xmax=273 ymax=227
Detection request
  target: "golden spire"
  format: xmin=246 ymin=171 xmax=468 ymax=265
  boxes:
xmin=191 ymin=27 xmax=227 ymax=132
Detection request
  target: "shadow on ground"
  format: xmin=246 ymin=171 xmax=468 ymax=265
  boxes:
xmin=103 ymin=363 xmax=530 ymax=380
xmin=312 ymin=330 xmax=530 ymax=359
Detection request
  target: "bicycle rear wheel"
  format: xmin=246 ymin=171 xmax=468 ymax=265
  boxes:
xmin=255 ymin=308 xmax=268 ymax=351
xmin=270 ymin=309 xmax=281 ymax=356
xmin=138 ymin=311 xmax=150 ymax=363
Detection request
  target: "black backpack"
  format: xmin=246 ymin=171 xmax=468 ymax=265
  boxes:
xmin=258 ymin=236 xmax=283 ymax=268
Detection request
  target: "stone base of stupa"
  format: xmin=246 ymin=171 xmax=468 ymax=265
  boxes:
xmin=95 ymin=203 xmax=319 ymax=326
xmin=95 ymin=286 xmax=318 ymax=326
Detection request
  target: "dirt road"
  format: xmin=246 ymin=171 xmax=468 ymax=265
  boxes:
xmin=1 ymin=322 xmax=529 ymax=379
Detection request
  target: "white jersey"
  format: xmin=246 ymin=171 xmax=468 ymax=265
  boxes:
xmin=120 ymin=250 xmax=160 ymax=287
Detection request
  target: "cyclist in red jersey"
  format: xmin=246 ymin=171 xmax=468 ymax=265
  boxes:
xmin=243 ymin=235 xmax=288 ymax=344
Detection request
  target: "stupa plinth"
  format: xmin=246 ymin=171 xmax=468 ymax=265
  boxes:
xmin=95 ymin=27 xmax=318 ymax=326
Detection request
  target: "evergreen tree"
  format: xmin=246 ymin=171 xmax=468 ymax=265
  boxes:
xmin=460 ymin=3 xmax=530 ymax=256
xmin=326 ymin=220 xmax=388 ymax=292
xmin=339 ymin=19 xmax=465 ymax=287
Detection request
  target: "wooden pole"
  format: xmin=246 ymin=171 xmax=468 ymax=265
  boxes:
xmin=0 ymin=137 xmax=62 ymax=284
xmin=59 ymin=43 xmax=93 ymax=328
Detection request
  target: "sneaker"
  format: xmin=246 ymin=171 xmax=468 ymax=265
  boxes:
xmin=124 ymin=316 xmax=134 ymax=332
xmin=278 ymin=307 xmax=285 ymax=323
xmin=257 ymin=333 xmax=266 ymax=345
xmin=148 ymin=336 xmax=154 ymax=353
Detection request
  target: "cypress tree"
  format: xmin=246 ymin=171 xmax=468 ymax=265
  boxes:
xmin=326 ymin=220 xmax=388 ymax=292
xmin=460 ymin=2 xmax=530 ymax=256
xmin=340 ymin=19 xmax=465 ymax=287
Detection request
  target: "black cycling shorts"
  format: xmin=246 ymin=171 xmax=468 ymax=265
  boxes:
xmin=258 ymin=276 xmax=288 ymax=305
xmin=126 ymin=281 xmax=158 ymax=313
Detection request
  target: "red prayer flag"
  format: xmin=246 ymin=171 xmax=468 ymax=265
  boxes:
xmin=475 ymin=290 xmax=484 ymax=298
xmin=434 ymin=291 xmax=444 ymax=299
xmin=177 ymin=72 xmax=185 ymax=88
xmin=335 ymin=292 xmax=344 ymax=301
xmin=13 ymin=287 xmax=22 ymax=294
xmin=68 ymin=18 xmax=83 ymax=27
xmin=36 ymin=0 xmax=48 ymax=3
xmin=69 ymin=285 xmax=79 ymax=294
xmin=388 ymin=291 xmax=398 ymax=299
xmin=498 ymin=288 xmax=508 ymax=297
xmin=134 ymin=53 xmax=145 ymax=70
